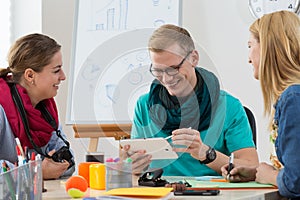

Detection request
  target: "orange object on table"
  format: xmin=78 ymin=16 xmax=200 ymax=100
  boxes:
xmin=210 ymin=178 xmax=228 ymax=182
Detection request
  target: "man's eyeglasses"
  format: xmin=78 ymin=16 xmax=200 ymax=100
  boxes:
xmin=149 ymin=51 xmax=191 ymax=77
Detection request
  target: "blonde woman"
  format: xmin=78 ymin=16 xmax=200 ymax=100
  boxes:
xmin=221 ymin=11 xmax=300 ymax=199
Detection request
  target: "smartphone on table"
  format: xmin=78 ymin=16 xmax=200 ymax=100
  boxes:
xmin=174 ymin=189 xmax=220 ymax=196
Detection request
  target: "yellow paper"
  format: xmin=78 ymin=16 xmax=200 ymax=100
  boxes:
xmin=104 ymin=187 xmax=173 ymax=197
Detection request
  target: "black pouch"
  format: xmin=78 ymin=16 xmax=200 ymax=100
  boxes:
xmin=138 ymin=168 xmax=168 ymax=187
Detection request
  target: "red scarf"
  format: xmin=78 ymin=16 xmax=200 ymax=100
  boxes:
xmin=0 ymin=78 xmax=59 ymax=148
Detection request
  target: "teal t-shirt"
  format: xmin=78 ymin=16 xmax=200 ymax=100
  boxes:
xmin=131 ymin=90 xmax=255 ymax=176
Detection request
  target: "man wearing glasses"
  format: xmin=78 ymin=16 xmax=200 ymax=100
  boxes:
xmin=124 ymin=24 xmax=258 ymax=177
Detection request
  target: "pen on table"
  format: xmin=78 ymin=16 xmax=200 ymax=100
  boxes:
xmin=210 ymin=178 xmax=227 ymax=182
xmin=227 ymin=153 xmax=234 ymax=180
xmin=165 ymin=127 xmax=192 ymax=140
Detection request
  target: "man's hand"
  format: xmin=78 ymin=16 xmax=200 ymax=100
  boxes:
xmin=171 ymin=128 xmax=207 ymax=160
xmin=120 ymin=144 xmax=152 ymax=175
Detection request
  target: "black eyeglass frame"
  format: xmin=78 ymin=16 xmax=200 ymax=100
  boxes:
xmin=149 ymin=51 xmax=192 ymax=77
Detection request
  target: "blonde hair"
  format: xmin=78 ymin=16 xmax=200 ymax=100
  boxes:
xmin=0 ymin=33 xmax=61 ymax=82
xmin=148 ymin=24 xmax=195 ymax=56
xmin=250 ymin=11 xmax=300 ymax=118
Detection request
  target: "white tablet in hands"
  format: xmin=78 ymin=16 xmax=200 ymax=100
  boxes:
xmin=119 ymin=138 xmax=178 ymax=160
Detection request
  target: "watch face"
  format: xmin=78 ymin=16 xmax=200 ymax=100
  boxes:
xmin=249 ymin=0 xmax=300 ymax=18
xmin=208 ymin=148 xmax=216 ymax=160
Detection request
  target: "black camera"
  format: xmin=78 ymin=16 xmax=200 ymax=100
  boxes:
xmin=51 ymin=146 xmax=75 ymax=169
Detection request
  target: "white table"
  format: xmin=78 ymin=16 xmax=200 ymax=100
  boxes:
xmin=43 ymin=179 xmax=285 ymax=200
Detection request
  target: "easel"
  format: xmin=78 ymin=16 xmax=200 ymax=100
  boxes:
xmin=73 ymin=124 xmax=132 ymax=152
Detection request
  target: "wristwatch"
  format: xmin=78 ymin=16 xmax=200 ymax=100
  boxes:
xmin=199 ymin=146 xmax=217 ymax=164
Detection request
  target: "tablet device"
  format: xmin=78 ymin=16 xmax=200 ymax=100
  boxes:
xmin=119 ymin=138 xmax=178 ymax=160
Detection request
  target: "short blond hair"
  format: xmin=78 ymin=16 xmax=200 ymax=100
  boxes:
xmin=148 ymin=24 xmax=195 ymax=56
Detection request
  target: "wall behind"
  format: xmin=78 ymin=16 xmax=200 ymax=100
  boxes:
xmin=42 ymin=0 xmax=90 ymax=166
xmin=10 ymin=0 xmax=42 ymax=40
xmin=42 ymin=0 xmax=269 ymax=167
xmin=181 ymin=1 xmax=269 ymax=162
xmin=0 ymin=0 xmax=41 ymax=68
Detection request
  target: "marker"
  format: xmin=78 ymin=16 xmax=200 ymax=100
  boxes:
xmin=24 ymin=146 xmax=29 ymax=163
xmin=2 ymin=162 xmax=7 ymax=172
xmin=31 ymin=152 xmax=36 ymax=161
xmin=227 ymin=153 xmax=234 ymax=180
xmin=16 ymin=146 xmax=23 ymax=166
xmin=105 ymin=158 xmax=114 ymax=162
xmin=15 ymin=138 xmax=25 ymax=160
xmin=165 ymin=127 xmax=192 ymax=140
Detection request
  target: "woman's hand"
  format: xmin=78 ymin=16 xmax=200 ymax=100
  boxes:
xmin=255 ymin=162 xmax=278 ymax=185
xmin=221 ymin=164 xmax=257 ymax=182
xmin=42 ymin=149 xmax=70 ymax=180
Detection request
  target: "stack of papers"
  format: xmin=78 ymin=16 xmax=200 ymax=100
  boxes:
xmin=164 ymin=176 xmax=275 ymax=189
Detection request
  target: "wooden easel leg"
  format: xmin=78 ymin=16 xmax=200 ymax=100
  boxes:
xmin=88 ymin=138 xmax=99 ymax=152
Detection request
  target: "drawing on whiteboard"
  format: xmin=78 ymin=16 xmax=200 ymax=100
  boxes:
xmin=67 ymin=0 xmax=181 ymax=123
xmin=90 ymin=0 xmax=128 ymax=31
xmin=105 ymin=84 xmax=117 ymax=103
xmin=98 ymin=50 xmax=148 ymax=107
xmin=82 ymin=60 xmax=101 ymax=81
xmin=95 ymin=48 xmax=151 ymax=114
xmin=86 ymin=0 xmax=179 ymax=32
xmin=69 ymin=28 xmax=156 ymax=123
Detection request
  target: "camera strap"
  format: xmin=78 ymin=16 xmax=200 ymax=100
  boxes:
xmin=36 ymin=102 xmax=70 ymax=148
xmin=9 ymin=83 xmax=69 ymax=158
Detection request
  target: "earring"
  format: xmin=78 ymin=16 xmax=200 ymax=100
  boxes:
xmin=31 ymin=81 xmax=34 ymax=85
